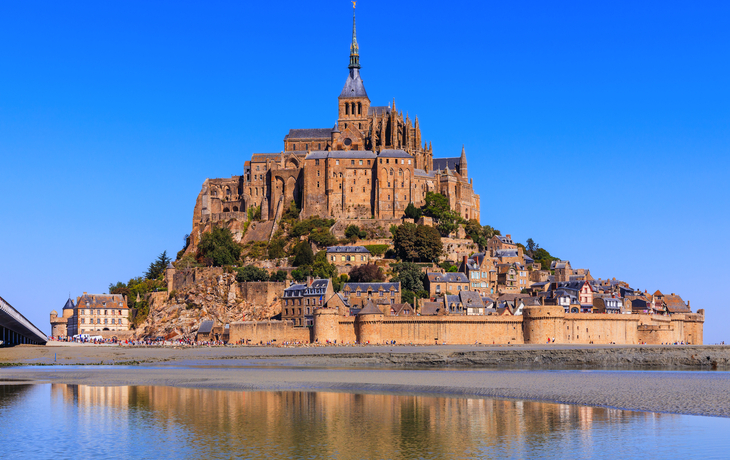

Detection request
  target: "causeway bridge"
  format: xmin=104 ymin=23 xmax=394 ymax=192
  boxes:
xmin=0 ymin=295 xmax=47 ymax=346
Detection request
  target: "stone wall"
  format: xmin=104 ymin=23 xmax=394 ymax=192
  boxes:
xmin=228 ymin=321 xmax=310 ymax=344
xmin=237 ymin=281 xmax=287 ymax=308
xmin=226 ymin=307 xmax=703 ymax=346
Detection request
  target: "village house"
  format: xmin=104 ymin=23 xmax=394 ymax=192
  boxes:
xmin=496 ymin=263 xmax=529 ymax=294
xmin=460 ymin=253 xmax=498 ymax=296
xmin=282 ymin=279 xmax=334 ymax=326
xmin=487 ymin=234 xmax=517 ymax=254
xmin=341 ymin=282 xmax=401 ymax=309
xmin=593 ymin=295 xmax=627 ymax=314
xmin=441 ymin=290 xmax=488 ymax=316
xmin=425 ymin=272 xmax=469 ymax=297
xmin=51 ymin=293 xmax=130 ymax=337
xmin=326 ymin=245 xmax=371 ymax=269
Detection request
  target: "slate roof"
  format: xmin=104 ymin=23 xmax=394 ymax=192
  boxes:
xmin=551 ymin=260 xmax=570 ymax=270
xmin=198 ymin=320 xmax=214 ymax=334
xmin=357 ymin=300 xmax=383 ymax=315
xmin=283 ymin=279 xmax=330 ymax=297
xmin=445 ymin=295 xmax=460 ymax=305
xmin=663 ymin=294 xmax=691 ymax=313
xmin=496 ymin=235 xmax=514 ymax=245
xmin=459 ymin=291 xmax=484 ymax=307
xmin=433 ymin=158 xmax=460 ymax=171
xmin=77 ymin=294 xmax=126 ymax=307
xmin=328 ymin=150 xmax=378 ymax=159
xmin=368 ymin=106 xmax=391 ymax=116
xmin=343 ymin=282 xmax=399 ymax=292
xmin=413 ymin=168 xmax=436 ymax=178
xmin=495 ymin=249 xmax=519 ymax=258
xmin=378 ymin=149 xmax=413 ymax=158
xmin=420 ymin=302 xmax=444 ymax=316
xmin=285 ymin=128 xmax=334 ymax=140
xmin=251 ymin=153 xmax=282 ymax=159
xmin=391 ymin=303 xmax=414 ymax=316
xmin=62 ymin=298 xmax=75 ymax=310
xmin=327 ymin=246 xmax=370 ymax=254
xmin=340 ymin=69 xmax=368 ymax=98
xmin=426 ymin=272 xmax=468 ymax=283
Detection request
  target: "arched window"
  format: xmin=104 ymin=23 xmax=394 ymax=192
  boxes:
xmin=233 ymin=206 xmax=239 ymax=212
xmin=305 ymin=144 xmax=308 ymax=150
xmin=358 ymin=102 xmax=362 ymax=115
xmin=351 ymin=102 xmax=356 ymax=115
xmin=223 ymin=207 xmax=230 ymax=212
xmin=390 ymin=169 xmax=394 ymax=176
xmin=345 ymin=104 xmax=349 ymax=115
xmin=398 ymin=169 xmax=403 ymax=177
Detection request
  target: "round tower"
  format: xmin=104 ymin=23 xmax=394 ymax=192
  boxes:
xmin=313 ymin=307 xmax=340 ymax=344
xmin=356 ymin=301 xmax=383 ymax=344
xmin=166 ymin=262 xmax=176 ymax=293
xmin=522 ymin=305 xmax=565 ymax=344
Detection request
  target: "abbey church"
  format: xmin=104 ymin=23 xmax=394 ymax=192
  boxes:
xmin=191 ymin=7 xmax=480 ymax=240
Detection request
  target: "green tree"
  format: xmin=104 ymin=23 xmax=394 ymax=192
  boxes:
xmin=197 ymin=226 xmax=242 ymax=267
xmin=390 ymin=262 xmax=426 ymax=293
xmin=309 ymin=228 xmax=338 ymax=247
xmin=423 ymin=192 xmax=450 ymax=219
xmin=271 ymin=270 xmax=288 ymax=282
xmin=348 ymin=264 xmax=386 ymax=282
xmin=393 ymin=223 xmax=419 ymax=261
xmin=415 ymin=225 xmax=443 ymax=261
xmin=345 ymin=224 xmax=367 ymax=242
xmin=312 ymin=250 xmax=338 ymax=280
xmin=145 ymin=251 xmax=172 ymax=280
xmin=292 ymin=242 xmax=315 ymax=267
xmin=283 ymin=200 xmax=300 ymax=220
xmin=436 ymin=209 xmax=461 ymax=237
xmin=268 ymin=238 xmax=287 ymax=259
xmin=404 ymin=202 xmax=422 ymax=220
xmin=236 ymin=265 xmax=270 ymax=282
xmin=291 ymin=266 xmax=313 ymax=282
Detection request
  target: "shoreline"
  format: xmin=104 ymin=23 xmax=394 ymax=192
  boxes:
xmin=2 ymin=344 xmax=729 ymax=369
xmin=2 ymin=365 xmax=729 ymax=418
xmin=2 ymin=344 xmax=730 ymax=418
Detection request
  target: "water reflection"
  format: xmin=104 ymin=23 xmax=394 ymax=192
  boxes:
xmin=35 ymin=384 xmax=689 ymax=459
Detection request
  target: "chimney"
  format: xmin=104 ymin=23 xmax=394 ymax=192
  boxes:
xmin=307 ymin=276 xmax=313 ymax=287
xmin=463 ymin=255 xmax=468 ymax=268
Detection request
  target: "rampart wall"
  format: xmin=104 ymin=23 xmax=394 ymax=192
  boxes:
xmin=223 ymin=308 xmax=703 ymax=346
xmin=228 ymin=321 xmax=310 ymax=344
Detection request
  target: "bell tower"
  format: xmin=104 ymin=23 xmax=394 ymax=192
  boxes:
xmin=338 ymin=3 xmax=370 ymax=137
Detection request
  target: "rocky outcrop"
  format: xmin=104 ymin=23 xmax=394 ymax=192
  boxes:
xmin=134 ymin=271 xmax=283 ymax=340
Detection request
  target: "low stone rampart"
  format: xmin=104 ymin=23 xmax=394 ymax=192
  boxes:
xmin=228 ymin=321 xmax=310 ymax=344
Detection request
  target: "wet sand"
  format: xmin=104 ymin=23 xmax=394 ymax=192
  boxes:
xmin=2 ymin=344 xmax=730 ymax=417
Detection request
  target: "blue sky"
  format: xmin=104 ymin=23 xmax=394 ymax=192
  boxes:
xmin=1 ymin=1 xmax=728 ymax=342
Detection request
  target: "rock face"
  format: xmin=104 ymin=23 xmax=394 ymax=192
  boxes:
xmin=134 ymin=271 xmax=285 ymax=340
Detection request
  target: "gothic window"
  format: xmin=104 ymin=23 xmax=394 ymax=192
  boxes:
xmin=339 ymin=172 xmax=343 ymax=178
xmin=315 ymin=159 xmax=320 ymax=166
xmin=318 ymin=143 xmax=321 ymax=149
xmin=363 ymin=187 xmax=365 ymax=192
xmin=350 ymin=187 xmax=353 ymax=192
xmin=346 ymin=104 xmax=349 ymax=115
xmin=351 ymin=102 xmax=356 ymax=114
xmin=399 ymin=169 xmax=403 ymax=177
xmin=358 ymin=102 xmax=362 ymax=115
xmin=305 ymin=144 xmax=309 ymax=150
xmin=390 ymin=169 xmax=394 ymax=176
xmin=292 ymin=144 xmax=296 ymax=150
xmin=317 ymin=182 xmax=320 ymax=188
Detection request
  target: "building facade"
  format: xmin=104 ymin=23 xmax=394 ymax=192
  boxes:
xmin=189 ymin=8 xmax=480 ymax=250
xmin=51 ymin=293 xmax=130 ymax=337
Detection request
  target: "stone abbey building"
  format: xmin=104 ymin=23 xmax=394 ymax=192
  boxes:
xmin=191 ymin=8 xmax=480 ymax=240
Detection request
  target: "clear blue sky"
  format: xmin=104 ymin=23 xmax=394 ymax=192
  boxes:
xmin=1 ymin=1 xmax=728 ymax=342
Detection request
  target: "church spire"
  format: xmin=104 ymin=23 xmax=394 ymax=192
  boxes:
xmin=460 ymin=145 xmax=468 ymax=178
xmin=349 ymin=2 xmax=360 ymax=71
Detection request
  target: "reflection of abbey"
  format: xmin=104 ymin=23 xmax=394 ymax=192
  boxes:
xmin=191 ymin=8 xmax=479 ymax=243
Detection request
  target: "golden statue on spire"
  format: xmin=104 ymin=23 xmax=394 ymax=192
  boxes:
xmin=352 ymin=1 xmax=356 ymax=8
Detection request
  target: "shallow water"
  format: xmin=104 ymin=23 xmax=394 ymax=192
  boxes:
xmin=1 ymin=384 xmax=728 ymax=459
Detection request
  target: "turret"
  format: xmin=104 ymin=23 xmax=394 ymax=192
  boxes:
xmin=313 ymin=307 xmax=340 ymax=343
xmin=522 ymin=304 xmax=565 ymax=344
xmin=166 ymin=262 xmax=176 ymax=293
xmin=338 ymin=3 xmax=370 ymax=122
xmin=460 ymin=145 xmax=468 ymax=178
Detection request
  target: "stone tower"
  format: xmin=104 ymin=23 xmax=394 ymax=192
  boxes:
xmin=313 ymin=307 xmax=340 ymax=343
xmin=460 ymin=145 xmax=468 ymax=178
xmin=522 ymin=304 xmax=565 ymax=344
xmin=338 ymin=4 xmax=370 ymax=136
